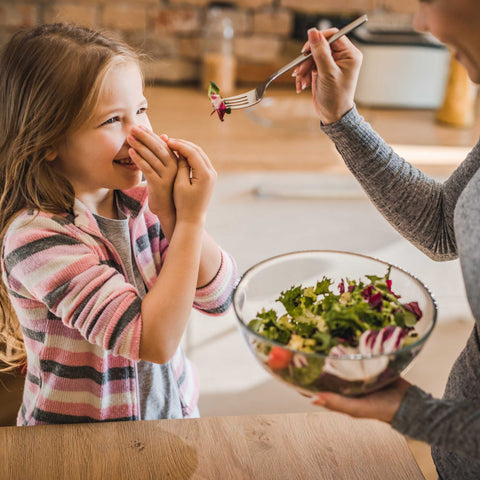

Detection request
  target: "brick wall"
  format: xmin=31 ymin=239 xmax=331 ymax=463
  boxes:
xmin=0 ymin=0 xmax=418 ymax=85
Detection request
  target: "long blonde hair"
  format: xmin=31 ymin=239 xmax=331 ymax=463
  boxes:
xmin=0 ymin=23 xmax=140 ymax=372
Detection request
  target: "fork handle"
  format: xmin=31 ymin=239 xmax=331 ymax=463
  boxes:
xmin=264 ymin=14 xmax=368 ymax=87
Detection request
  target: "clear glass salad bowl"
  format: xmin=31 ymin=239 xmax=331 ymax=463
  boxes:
xmin=233 ymin=250 xmax=437 ymax=397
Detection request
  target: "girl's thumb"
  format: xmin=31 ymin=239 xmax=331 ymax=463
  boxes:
xmin=307 ymin=28 xmax=336 ymax=71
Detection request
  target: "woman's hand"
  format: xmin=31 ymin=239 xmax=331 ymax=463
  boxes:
xmin=312 ymin=378 xmax=412 ymax=424
xmin=167 ymin=138 xmax=217 ymax=226
xmin=294 ymin=27 xmax=363 ymax=125
xmin=128 ymin=126 xmax=178 ymax=239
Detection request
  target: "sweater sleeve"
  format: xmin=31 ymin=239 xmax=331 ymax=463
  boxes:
xmin=320 ymin=105 xmax=480 ymax=261
xmin=2 ymin=214 xmax=142 ymax=361
xmin=392 ymin=385 xmax=480 ymax=459
xmin=193 ymin=249 xmax=238 ymax=315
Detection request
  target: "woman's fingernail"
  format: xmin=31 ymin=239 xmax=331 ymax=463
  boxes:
xmin=291 ymin=71 xmax=297 ymax=77
xmin=308 ymin=28 xmax=321 ymax=44
xmin=301 ymin=80 xmax=307 ymax=91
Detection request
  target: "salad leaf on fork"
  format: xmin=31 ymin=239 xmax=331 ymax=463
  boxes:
xmin=207 ymin=81 xmax=231 ymax=122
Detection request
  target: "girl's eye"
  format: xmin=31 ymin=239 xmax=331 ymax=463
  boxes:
xmin=101 ymin=116 xmax=120 ymax=126
xmin=137 ymin=107 xmax=148 ymax=115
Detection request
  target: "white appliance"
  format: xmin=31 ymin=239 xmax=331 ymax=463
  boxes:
xmin=352 ymin=28 xmax=450 ymax=109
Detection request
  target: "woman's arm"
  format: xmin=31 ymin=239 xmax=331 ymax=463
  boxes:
xmin=320 ymin=106 xmax=480 ymax=260
xmin=296 ymin=27 xmax=480 ymax=260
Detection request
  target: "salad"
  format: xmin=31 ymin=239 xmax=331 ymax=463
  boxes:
xmin=207 ymin=81 xmax=231 ymax=121
xmin=247 ymin=267 xmax=423 ymax=390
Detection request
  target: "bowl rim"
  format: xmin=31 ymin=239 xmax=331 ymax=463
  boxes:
xmin=233 ymin=249 xmax=438 ymax=361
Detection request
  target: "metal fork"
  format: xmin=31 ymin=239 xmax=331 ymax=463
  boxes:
xmin=223 ymin=14 xmax=368 ymax=111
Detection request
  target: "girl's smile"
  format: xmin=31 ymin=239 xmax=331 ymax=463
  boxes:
xmin=113 ymin=156 xmax=139 ymax=169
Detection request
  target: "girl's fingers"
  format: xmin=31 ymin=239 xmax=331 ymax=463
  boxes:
xmin=176 ymin=154 xmax=190 ymax=176
xmin=168 ymin=138 xmax=210 ymax=164
xmin=128 ymin=127 xmax=177 ymax=171
xmin=129 ymin=147 xmax=157 ymax=179
xmin=167 ymin=138 xmax=214 ymax=171
xmin=127 ymin=135 xmax=168 ymax=172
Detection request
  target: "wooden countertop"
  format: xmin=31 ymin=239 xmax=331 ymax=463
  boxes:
xmin=147 ymin=86 xmax=480 ymax=177
xmin=0 ymin=412 xmax=424 ymax=479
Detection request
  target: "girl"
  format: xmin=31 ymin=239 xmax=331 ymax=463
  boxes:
xmin=0 ymin=23 xmax=237 ymax=425
xmin=295 ymin=1 xmax=480 ymax=479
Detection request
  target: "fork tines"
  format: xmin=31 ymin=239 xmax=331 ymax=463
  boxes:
xmin=223 ymin=90 xmax=258 ymax=109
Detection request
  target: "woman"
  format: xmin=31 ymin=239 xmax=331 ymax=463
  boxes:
xmin=294 ymin=1 xmax=480 ymax=479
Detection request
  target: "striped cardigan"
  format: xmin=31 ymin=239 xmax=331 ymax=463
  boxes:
xmin=1 ymin=185 xmax=237 ymax=425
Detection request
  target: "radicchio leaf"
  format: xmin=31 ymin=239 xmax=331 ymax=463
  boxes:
xmin=403 ymin=301 xmax=423 ymax=320
xmin=207 ymin=81 xmax=231 ymax=121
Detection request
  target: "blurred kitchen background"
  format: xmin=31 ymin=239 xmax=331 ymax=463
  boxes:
xmin=1 ymin=1 xmax=480 ymax=479
xmin=0 ymin=1 xmax=418 ymax=86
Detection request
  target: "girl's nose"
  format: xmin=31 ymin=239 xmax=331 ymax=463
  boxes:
xmin=126 ymin=122 xmax=142 ymax=138
xmin=128 ymin=118 xmax=151 ymax=134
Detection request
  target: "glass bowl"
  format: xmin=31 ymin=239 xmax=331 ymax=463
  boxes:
xmin=233 ymin=250 xmax=437 ymax=397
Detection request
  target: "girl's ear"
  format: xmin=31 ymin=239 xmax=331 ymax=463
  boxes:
xmin=45 ymin=148 xmax=57 ymax=162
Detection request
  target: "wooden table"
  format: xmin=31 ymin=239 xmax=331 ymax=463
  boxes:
xmin=0 ymin=412 xmax=424 ymax=479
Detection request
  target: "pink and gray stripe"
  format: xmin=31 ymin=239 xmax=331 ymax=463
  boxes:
xmin=2 ymin=185 xmax=237 ymax=425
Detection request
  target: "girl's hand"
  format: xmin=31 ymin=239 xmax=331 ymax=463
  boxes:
xmin=167 ymin=138 xmax=217 ymax=226
xmin=128 ymin=126 xmax=178 ymax=238
xmin=312 ymin=377 xmax=412 ymax=424
xmin=294 ymin=27 xmax=363 ymax=125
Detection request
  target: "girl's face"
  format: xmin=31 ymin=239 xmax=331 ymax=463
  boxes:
xmin=414 ymin=0 xmax=480 ymax=83
xmin=53 ymin=61 xmax=150 ymax=211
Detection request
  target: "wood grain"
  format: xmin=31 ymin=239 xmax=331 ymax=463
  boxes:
xmin=0 ymin=412 xmax=424 ymax=480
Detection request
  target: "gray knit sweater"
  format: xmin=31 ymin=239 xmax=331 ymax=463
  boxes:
xmin=321 ymin=106 xmax=480 ymax=480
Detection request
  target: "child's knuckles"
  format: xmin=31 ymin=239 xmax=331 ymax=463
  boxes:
xmin=207 ymin=170 xmax=217 ymax=182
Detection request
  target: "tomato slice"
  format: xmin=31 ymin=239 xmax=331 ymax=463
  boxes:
xmin=267 ymin=347 xmax=292 ymax=370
